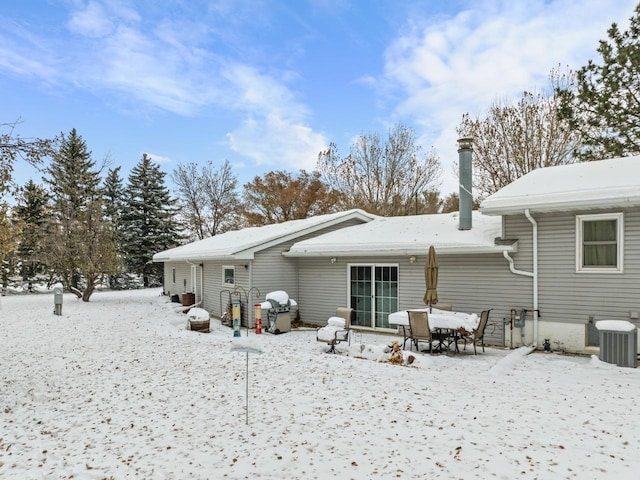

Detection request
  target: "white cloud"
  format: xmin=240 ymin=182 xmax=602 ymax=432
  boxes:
xmin=67 ymin=1 xmax=115 ymax=38
xmin=144 ymin=152 xmax=172 ymax=164
xmin=223 ymin=64 xmax=327 ymax=171
xmin=379 ymin=0 xmax=638 ymax=194
xmin=227 ymin=114 xmax=327 ymax=171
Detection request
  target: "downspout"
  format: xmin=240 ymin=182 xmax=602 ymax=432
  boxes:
xmin=184 ymin=259 xmax=203 ymax=309
xmin=199 ymin=263 xmax=204 ymax=309
xmin=525 ymin=208 xmax=539 ymax=349
xmin=502 ymin=208 xmax=539 ymax=348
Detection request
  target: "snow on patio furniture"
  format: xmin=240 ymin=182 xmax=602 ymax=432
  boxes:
xmin=407 ymin=310 xmax=451 ymax=354
xmin=187 ymin=307 xmax=210 ymax=333
xmin=317 ymin=307 xmax=354 ymax=353
xmin=459 ymin=309 xmax=492 ymax=354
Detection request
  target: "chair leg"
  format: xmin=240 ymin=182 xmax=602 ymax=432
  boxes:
xmin=473 ymin=340 xmax=477 ymax=355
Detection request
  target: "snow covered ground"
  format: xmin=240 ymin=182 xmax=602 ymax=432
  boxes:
xmin=1 ymin=288 xmax=640 ymax=479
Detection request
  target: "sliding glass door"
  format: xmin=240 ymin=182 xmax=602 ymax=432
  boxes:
xmin=349 ymin=264 xmax=398 ymax=329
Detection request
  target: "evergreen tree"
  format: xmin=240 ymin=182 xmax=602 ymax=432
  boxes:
xmin=557 ymin=4 xmax=640 ymax=160
xmin=103 ymin=166 xmax=125 ymax=228
xmin=121 ymin=154 xmax=179 ymax=287
xmin=42 ymin=129 xmax=119 ymax=300
xmin=103 ymin=167 xmax=129 ymax=289
xmin=13 ymin=180 xmax=50 ymax=280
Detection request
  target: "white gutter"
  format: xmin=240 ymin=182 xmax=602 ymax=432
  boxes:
xmin=503 ymin=208 xmax=538 ymax=348
xmin=284 ymin=244 xmax=516 ymax=257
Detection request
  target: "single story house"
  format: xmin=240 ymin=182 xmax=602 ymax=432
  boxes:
xmin=154 ymin=153 xmax=640 ymax=355
xmin=152 ymin=209 xmax=375 ymax=326
xmin=480 ymin=154 xmax=640 ymax=355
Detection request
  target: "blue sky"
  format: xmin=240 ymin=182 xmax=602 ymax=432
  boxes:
xmin=1 ymin=0 xmax=637 ymax=197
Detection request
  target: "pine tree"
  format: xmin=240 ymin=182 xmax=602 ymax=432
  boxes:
xmin=557 ymin=4 xmax=640 ymax=160
xmin=42 ymin=129 xmax=119 ymax=300
xmin=13 ymin=180 xmax=50 ymax=280
xmin=121 ymin=154 xmax=180 ymax=287
xmin=103 ymin=166 xmax=125 ymax=228
xmin=103 ymin=167 xmax=129 ymax=289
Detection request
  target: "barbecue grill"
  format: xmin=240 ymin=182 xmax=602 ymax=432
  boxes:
xmin=261 ymin=290 xmax=297 ymax=334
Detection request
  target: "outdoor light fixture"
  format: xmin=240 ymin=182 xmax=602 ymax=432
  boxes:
xmin=330 ymin=257 xmax=337 ymax=264
xmin=409 ymin=256 xmax=416 ymax=263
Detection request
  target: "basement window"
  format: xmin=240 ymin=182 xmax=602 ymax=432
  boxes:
xmin=222 ymin=265 xmax=235 ymax=286
xmin=576 ymin=213 xmax=623 ymax=273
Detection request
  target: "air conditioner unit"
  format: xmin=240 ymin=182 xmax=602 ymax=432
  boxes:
xmin=597 ymin=321 xmax=638 ymax=368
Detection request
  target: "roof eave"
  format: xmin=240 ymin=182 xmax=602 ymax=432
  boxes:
xmin=284 ymin=244 xmax=516 ymax=258
xmin=481 ymin=197 xmax=640 ymax=215
xmin=152 ymin=254 xmax=239 ymax=263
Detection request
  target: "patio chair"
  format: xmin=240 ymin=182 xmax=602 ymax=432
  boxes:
xmin=460 ymin=309 xmax=492 ymax=354
xmin=407 ymin=311 xmax=449 ymax=354
xmin=317 ymin=307 xmax=354 ymax=353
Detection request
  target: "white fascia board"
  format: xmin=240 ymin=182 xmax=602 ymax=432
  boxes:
xmin=283 ymin=243 xmax=516 ymax=257
xmin=235 ymin=211 xmax=374 ymax=259
xmin=156 ymin=254 xmax=239 ymax=263
xmin=481 ymin=195 xmax=640 ymax=216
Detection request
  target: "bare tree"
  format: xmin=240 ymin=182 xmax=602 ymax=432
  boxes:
xmin=171 ymin=162 xmax=207 ymax=240
xmin=458 ymin=68 xmax=581 ymax=197
xmin=172 ymin=160 xmax=240 ymax=240
xmin=1 ymin=119 xmax=57 ymax=197
xmin=202 ymin=160 xmax=241 ymax=235
xmin=242 ymin=170 xmax=339 ymax=226
xmin=317 ymin=123 xmax=441 ymax=216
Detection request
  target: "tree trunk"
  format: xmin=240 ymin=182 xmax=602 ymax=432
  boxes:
xmin=82 ymin=276 xmax=96 ymax=302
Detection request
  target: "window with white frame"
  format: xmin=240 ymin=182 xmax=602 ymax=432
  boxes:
xmin=576 ymin=213 xmax=623 ymax=272
xmin=222 ymin=265 xmax=235 ymax=285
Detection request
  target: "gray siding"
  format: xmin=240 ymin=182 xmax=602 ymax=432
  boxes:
xmin=162 ymin=217 xmax=367 ymax=328
xmin=202 ymin=261 xmax=253 ymax=325
xmin=163 ymin=263 xmax=193 ymax=297
xmin=296 ymin=252 xmax=531 ymax=346
xmin=506 ymin=207 xmax=640 ymax=327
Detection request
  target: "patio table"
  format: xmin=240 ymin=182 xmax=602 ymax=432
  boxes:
xmin=388 ymin=308 xmax=480 ymax=353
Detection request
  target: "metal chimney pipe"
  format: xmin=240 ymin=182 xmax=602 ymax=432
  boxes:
xmin=457 ymin=137 xmax=473 ymax=230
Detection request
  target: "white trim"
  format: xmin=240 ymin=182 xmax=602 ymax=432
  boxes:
xmin=347 ymin=263 xmax=399 ymax=330
xmin=190 ymin=265 xmax=197 ymax=294
xmin=284 ymin=244 xmax=515 ymax=257
xmin=575 ymin=212 xmax=624 ymax=273
xmin=222 ymin=265 xmax=235 ymax=286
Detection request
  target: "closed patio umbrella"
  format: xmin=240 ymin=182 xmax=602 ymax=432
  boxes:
xmin=423 ymin=245 xmax=439 ymax=312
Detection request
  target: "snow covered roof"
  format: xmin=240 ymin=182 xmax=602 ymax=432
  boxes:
xmin=152 ymin=209 xmax=374 ymax=262
xmin=286 ymin=211 xmax=508 ymax=257
xmin=481 ymin=156 xmax=640 ymax=215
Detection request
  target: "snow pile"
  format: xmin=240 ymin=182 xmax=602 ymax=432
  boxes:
xmin=186 ymin=307 xmax=209 ymax=322
xmin=595 ymin=320 xmax=637 ymax=332
xmin=1 ymin=289 xmax=639 ymax=479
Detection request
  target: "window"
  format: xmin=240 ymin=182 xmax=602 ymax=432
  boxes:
xmin=576 ymin=213 xmax=623 ymax=272
xmin=222 ymin=265 xmax=235 ymax=285
xmin=172 ymin=268 xmax=176 ymax=284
